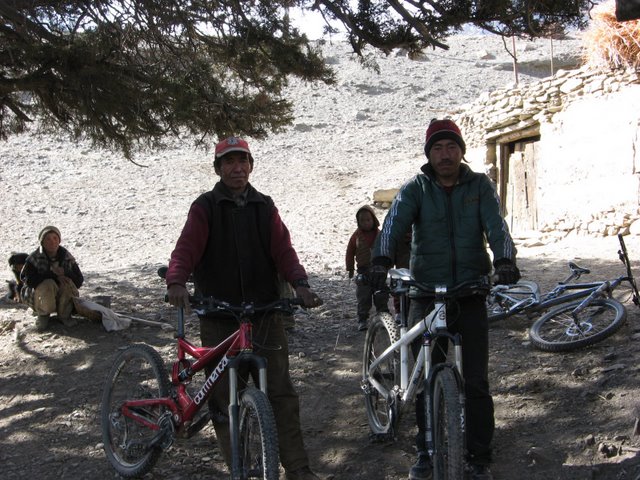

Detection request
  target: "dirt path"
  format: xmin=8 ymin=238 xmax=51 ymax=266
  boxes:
xmin=1 ymin=233 xmax=640 ymax=480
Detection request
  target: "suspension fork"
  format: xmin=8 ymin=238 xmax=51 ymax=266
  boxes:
xmin=423 ymin=332 xmax=435 ymax=456
xmin=228 ymin=353 xmax=269 ymax=479
xmin=422 ymin=330 xmax=464 ymax=458
xmin=571 ymin=281 xmax=611 ymax=324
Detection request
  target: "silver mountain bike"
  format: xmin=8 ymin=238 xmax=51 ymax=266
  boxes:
xmin=361 ymin=268 xmax=490 ymax=480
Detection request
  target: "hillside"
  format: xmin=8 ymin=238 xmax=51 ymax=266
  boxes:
xmin=3 ymin=33 xmax=640 ymax=480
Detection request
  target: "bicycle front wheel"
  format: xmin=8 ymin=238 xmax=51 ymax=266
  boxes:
xmin=431 ymin=368 xmax=465 ymax=480
xmin=101 ymin=344 xmax=171 ymax=478
xmin=238 ymin=387 xmax=280 ymax=480
xmin=529 ymin=298 xmax=626 ymax=352
xmin=362 ymin=312 xmax=400 ymax=435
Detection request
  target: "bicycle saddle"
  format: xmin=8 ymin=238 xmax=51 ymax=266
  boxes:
xmin=568 ymin=262 xmax=590 ymax=275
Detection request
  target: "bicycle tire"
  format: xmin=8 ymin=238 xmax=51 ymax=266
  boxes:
xmin=430 ymin=368 xmax=465 ymax=480
xmin=101 ymin=344 xmax=171 ymax=478
xmin=362 ymin=312 xmax=400 ymax=435
xmin=529 ymin=298 xmax=626 ymax=352
xmin=238 ymin=387 xmax=280 ymax=480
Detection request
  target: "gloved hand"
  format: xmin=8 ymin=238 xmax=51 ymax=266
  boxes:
xmin=368 ymin=264 xmax=389 ymax=291
xmin=348 ymin=269 xmax=354 ymax=279
xmin=493 ymin=259 xmax=521 ymax=285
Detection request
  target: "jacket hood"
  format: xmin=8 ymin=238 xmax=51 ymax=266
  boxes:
xmin=356 ymin=205 xmax=380 ymax=229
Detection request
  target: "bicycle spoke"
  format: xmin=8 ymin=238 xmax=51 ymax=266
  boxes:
xmin=101 ymin=345 xmax=170 ymax=477
xmin=363 ymin=313 xmax=400 ymax=436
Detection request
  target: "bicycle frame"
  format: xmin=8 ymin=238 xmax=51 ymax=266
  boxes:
xmin=490 ymin=233 xmax=640 ymax=319
xmin=118 ymin=306 xmax=269 ymax=456
xmin=367 ymin=273 xmax=465 ymax=419
xmin=102 ymin=294 xmax=303 ymax=480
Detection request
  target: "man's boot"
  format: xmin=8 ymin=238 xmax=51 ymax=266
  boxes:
xmin=357 ymin=316 xmax=368 ymax=331
xmin=408 ymin=451 xmax=432 ymax=480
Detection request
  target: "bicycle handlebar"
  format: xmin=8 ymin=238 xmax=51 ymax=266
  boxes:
xmin=388 ymin=270 xmax=491 ymax=297
xmin=186 ymin=296 xmax=305 ymax=319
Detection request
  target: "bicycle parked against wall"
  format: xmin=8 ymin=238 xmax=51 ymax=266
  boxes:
xmin=487 ymin=233 xmax=640 ymax=352
xmin=362 ymin=268 xmax=490 ymax=480
xmin=100 ymin=292 xmax=302 ymax=480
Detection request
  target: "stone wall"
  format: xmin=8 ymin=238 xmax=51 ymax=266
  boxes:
xmin=454 ymin=65 xmax=640 ymax=238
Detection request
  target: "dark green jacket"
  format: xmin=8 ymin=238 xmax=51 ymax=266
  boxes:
xmin=373 ymin=163 xmax=516 ymax=288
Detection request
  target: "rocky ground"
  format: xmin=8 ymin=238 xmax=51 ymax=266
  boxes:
xmin=1 ymin=234 xmax=640 ymax=480
xmin=2 ymin=32 xmax=640 ymax=480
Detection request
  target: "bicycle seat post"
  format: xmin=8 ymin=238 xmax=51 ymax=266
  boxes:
xmin=176 ymin=307 xmax=185 ymax=339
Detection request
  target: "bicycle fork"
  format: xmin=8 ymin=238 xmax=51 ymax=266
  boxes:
xmin=422 ymin=329 xmax=465 ymax=461
xmin=228 ymin=353 xmax=269 ymax=480
xmin=570 ymin=281 xmax=611 ymax=329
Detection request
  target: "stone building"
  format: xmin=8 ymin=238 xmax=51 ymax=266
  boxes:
xmin=455 ymin=65 xmax=640 ymax=238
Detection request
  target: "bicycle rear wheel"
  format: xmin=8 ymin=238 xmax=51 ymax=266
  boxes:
xmin=238 ymin=387 xmax=279 ymax=480
xmin=431 ymin=368 xmax=465 ymax=480
xmin=529 ymin=298 xmax=626 ymax=352
xmin=362 ymin=312 xmax=400 ymax=436
xmin=101 ymin=344 xmax=171 ymax=478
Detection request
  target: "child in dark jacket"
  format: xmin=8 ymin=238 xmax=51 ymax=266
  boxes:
xmin=345 ymin=206 xmax=389 ymax=331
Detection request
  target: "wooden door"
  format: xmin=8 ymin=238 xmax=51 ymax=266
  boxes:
xmin=500 ymin=140 xmax=538 ymax=234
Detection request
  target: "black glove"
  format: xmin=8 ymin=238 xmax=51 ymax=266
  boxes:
xmin=348 ymin=269 xmax=354 ymax=279
xmin=368 ymin=264 xmax=389 ymax=291
xmin=493 ymin=259 xmax=521 ymax=285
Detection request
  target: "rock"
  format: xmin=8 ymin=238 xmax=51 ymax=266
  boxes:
xmin=478 ymin=49 xmax=496 ymax=60
xmin=373 ymin=188 xmax=399 ymax=205
xmin=630 ymin=219 xmax=640 ymax=235
xmin=598 ymin=442 xmax=619 ymax=457
xmin=526 ymin=446 xmax=552 ymax=464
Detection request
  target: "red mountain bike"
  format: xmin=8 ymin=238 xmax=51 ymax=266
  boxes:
xmin=100 ymin=295 xmax=302 ymax=479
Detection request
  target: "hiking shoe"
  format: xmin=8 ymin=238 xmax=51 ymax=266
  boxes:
xmin=285 ymin=465 xmax=321 ymax=480
xmin=60 ymin=316 xmax=78 ymax=327
xmin=409 ymin=452 xmax=433 ymax=480
xmin=467 ymin=463 xmax=493 ymax=480
xmin=35 ymin=315 xmax=49 ymax=331
xmin=358 ymin=319 xmax=368 ymax=331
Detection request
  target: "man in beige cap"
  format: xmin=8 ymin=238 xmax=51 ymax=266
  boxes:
xmin=21 ymin=226 xmax=84 ymax=330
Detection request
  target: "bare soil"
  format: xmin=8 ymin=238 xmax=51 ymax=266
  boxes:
xmin=2 ymin=233 xmax=640 ymax=480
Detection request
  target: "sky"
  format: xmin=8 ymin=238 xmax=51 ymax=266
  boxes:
xmin=289 ymin=7 xmax=342 ymax=40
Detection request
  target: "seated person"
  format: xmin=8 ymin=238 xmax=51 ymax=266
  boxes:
xmin=21 ymin=226 xmax=84 ymax=330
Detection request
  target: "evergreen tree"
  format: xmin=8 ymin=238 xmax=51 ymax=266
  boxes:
xmin=0 ymin=1 xmax=596 ymax=157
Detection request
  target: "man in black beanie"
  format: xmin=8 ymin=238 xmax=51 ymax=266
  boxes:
xmin=369 ymin=119 xmax=520 ymax=480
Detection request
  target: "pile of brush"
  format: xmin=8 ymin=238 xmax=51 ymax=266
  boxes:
xmin=583 ymin=0 xmax=640 ymax=69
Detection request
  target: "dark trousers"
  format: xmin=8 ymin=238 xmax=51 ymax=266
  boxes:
xmin=410 ymin=295 xmax=494 ymax=464
xmin=200 ymin=315 xmax=309 ymax=472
